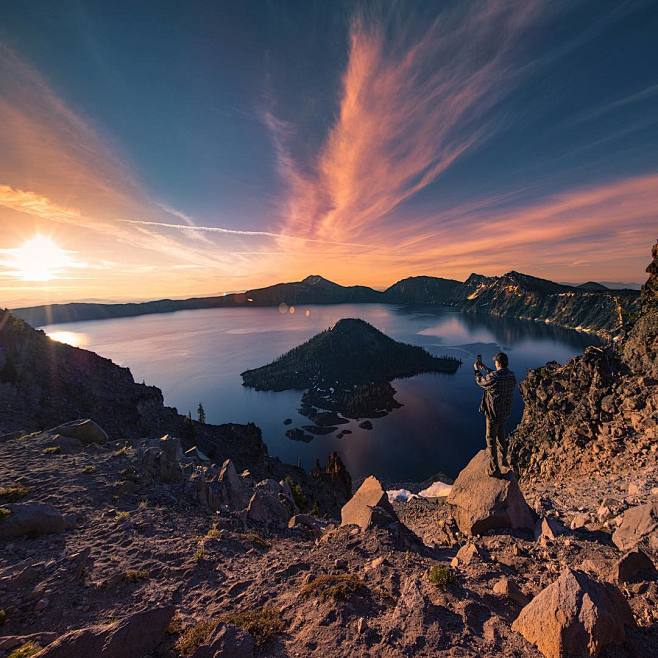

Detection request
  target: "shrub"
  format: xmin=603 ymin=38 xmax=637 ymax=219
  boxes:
xmin=300 ymin=573 xmax=367 ymax=601
xmin=8 ymin=643 xmax=42 ymax=658
xmin=0 ymin=485 xmax=30 ymax=502
xmin=0 ymin=507 xmax=11 ymax=520
xmin=193 ymin=541 xmax=205 ymax=561
xmin=115 ymin=511 xmax=129 ymax=521
xmin=42 ymin=446 xmax=61 ymax=455
xmin=219 ymin=606 xmax=284 ymax=648
xmin=427 ymin=564 xmax=456 ymax=589
xmin=284 ymin=476 xmax=308 ymax=511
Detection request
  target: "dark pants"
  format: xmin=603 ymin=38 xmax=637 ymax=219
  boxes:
xmin=485 ymin=416 xmax=508 ymax=473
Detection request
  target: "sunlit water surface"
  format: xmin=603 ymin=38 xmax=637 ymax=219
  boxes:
xmin=43 ymin=304 xmax=599 ymax=482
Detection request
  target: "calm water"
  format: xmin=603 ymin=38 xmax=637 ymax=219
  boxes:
xmin=43 ymin=304 xmax=599 ymax=482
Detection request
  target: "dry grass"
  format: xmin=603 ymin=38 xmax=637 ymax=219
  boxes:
xmin=0 ymin=485 xmax=30 ymax=502
xmin=219 ymin=606 xmax=284 ymax=648
xmin=82 ymin=465 xmax=96 ymax=474
xmin=427 ymin=564 xmax=456 ymax=589
xmin=0 ymin=608 xmax=6 ymax=626
xmin=237 ymin=532 xmax=271 ymax=550
xmin=0 ymin=507 xmax=11 ymax=520
xmin=123 ymin=569 xmax=149 ymax=583
xmin=42 ymin=446 xmax=61 ymax=455
xmin=300 ymin=573 xmax=368 ymax=601
xmin=8 ymin=643 xmax=42 ymax=658
xmin=114 ymin=510 xmax=129 ymax=521
xmin=174 ymin=620 xmax=217 ymax=655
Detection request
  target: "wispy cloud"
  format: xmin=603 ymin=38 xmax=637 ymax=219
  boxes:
xmin=270 ymin=1 xmax=544 ymax=242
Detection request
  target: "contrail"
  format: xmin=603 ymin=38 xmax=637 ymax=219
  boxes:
xmin=120 ymin=218 xmax=370 ymax=247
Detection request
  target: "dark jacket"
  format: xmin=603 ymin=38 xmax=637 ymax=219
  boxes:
xmin=475 ymin=367 xmax=516 ymax=422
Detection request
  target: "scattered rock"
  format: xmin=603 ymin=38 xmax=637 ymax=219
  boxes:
xmin=535 ymin=516 xmax=566 ymax=542
xmin=451 ymin=542 xmax=483 ymax=567
xmin=446 ymin=450 xmax=535 ymax=535
xmin=612 ymin=501 xmax=658 ymax=551
xmin=492 ymin=576 xmax=530 ymax=606
xmin=570 ymin=512 xmax=590 ymax=530
xmin=512 ymin=568 xmax=634 ymax=658
xmin=49 ymin=419 xmax=108 ymax=445
xmin=0 ymin=503 xmax=65 ymax=539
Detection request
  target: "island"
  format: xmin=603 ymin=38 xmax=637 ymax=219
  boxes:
xmin=241 ymin=318 xmax=461 ymax=436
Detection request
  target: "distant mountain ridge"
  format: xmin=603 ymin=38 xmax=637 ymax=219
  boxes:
xmin=10 ymin=269 xmax=640 ymax=338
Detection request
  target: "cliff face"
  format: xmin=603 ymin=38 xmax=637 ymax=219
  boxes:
xmin=509 ymin=242 xmax=658 ymax=480
xmin=460 ymin=271 xmax=638 ymax=337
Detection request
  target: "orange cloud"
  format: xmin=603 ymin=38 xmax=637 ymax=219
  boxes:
xmin=274 ymin=1 xmax=544 ymax=243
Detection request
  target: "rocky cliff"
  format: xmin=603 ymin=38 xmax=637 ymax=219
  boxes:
xmin=509 ymin=242 xmax=658 ymax=480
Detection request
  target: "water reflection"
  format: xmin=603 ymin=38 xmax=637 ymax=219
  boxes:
xmin=46 ymin=330 xmax=88 ymax=348
xmin=42 ymin=303 xmax=599 ymax=481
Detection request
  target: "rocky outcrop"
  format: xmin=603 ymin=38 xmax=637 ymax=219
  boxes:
xmin=50 ymin=419 xmax=108 ymax=445
xmin=509 ymin=241 xmax=658 ymax=480
xmin=243 ymin=479 xmax=297 ymax=528
xmin=0 ymin=503 xmax=65 ymax=539
xmin=512 ymin=568 xmax=634 ymax=658
xmin=446 ymin=450 xmax=535 ymax=535
xmin=34 ymin=606 xmax=175 ymax=657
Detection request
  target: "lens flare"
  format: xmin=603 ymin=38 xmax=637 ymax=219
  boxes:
xmin=10 ymin=235 xmax=75 ymax=281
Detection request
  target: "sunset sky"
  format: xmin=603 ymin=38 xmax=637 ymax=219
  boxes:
xmin=1 ymin=0 xmax=657 ymax=306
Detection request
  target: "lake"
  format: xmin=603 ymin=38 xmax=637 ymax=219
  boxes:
xmin=43 ymin=304 xmax=599 ymax=483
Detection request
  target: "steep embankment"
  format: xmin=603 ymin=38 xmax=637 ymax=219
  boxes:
xmin=509 ymin=242 xmax=658 ymax=481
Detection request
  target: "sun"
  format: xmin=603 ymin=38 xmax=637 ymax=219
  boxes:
xmin=11 ymin=235 xmax=74 ymax=281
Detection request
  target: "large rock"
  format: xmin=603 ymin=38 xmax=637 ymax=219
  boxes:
xmin=218 ymin=459 xmax=252 ymax=510
xmin=141 ymin=435 xmax=183 ymax=484
xmin=35 ymin=606 xmax=174 ymax=657
xmin=612 ymin=501 xmax=658 ymax=551
xmin=446 ymin=450 xmax=535 ymax=535
xmin=340 ymin=475 xmax=401 ymax=531
xmin=190 ymin=623 xmax=255 ymax=658
xmin=611 ymin=549 xmax=656 ymax=584
xmin=50 ymin=419 xmax=107 ymax=445
xmin=512 ymin=568 xmax=634 ymax=658
xmin=243 ymin=479 xmax=296 ymax=528
xmin=0 ymin=503 xmax=65 ymax=539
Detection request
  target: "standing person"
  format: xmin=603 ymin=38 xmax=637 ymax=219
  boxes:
xmin=473 ymin=352 xmax=516 ymax=477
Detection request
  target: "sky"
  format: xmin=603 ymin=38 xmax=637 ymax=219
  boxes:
xmin=0 ymin=0 xmax=657 ymax=306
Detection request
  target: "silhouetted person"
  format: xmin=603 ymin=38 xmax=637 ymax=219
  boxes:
xmin=473 ymin=352 xmax=516 ymax=477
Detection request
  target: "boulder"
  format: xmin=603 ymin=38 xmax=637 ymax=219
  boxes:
xmin=141 ymin=435 xmax=183 ymax=484
xmin=492 ymin=576 xmax=530 ymax=606
xmin=35 ymin=606 xmax=174 ymax=658
xmin=341 ymin=475 xmax=399 ymax=531
xmin=612 ymin=501 xmax=658 ymax=551
xmin=451 ymin=542 xmax=483 ymax=567
xmin=49 ymin=419 xmax=107 ymax=445
xmin=446 ymin=450 xmax=535 ymax=535
xmin=243 ymin=479 xmax=295 ymax=528
xmin=611 ymin=549 xmax=656 ymax=584
xmin=512 ymin=568 xmax=634 ymax=658
xmin=0 ymin=503 xmax=65 ymax=539
xmin=535 ymin=516 xmax=567 ymax=542
xmin=190 ymin=623 xmax=255 ymax=658
xmin=218 ymin=459 xmax=252 ymax=510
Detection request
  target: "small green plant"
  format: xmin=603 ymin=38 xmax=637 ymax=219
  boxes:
xmin=284 ymin=476 xmax=308 ymax=511
xmin=193 ymin=539 xmax=205 ymax=561
xmin=0 ymin=608 xmax=6 ymax=626
xmin=300 ymin=573 xmax=367 ymax=601
xmin=8 ymin=643 xmax=42 ymax=658
xmin=0 ymin=485 xmax=30 ymax=502
xmin=205 ymin=525 xmax=221 ymax=540
xmin=174 ymin=620 xmax=216 ymax=655
xmin=219 ymin=606 xmax=284 ymax=648
xmin=82 ymin=465 xmax=96 ymax=474
xmin=42 ymin=446 xmax=61 ymax=455
xmin=123 ymin=569 xmax=149 ymax=583
xmin=115 ymin=510 xmax=129 ymax=521
xmin=237 ymin=532 xmax=271 ymax=550
xmin=0 ymin=507 xmax=11 ymax=520
xmin=427 ymin=564 xmax=456 ymax=589
xmin=311 ymin=498 xmax=320 ymax=516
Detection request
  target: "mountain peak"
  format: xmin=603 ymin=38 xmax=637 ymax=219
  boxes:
xmin=301 ymin=275 xmax=337 ymax=287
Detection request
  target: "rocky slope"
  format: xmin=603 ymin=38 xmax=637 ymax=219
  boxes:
xmin=509 ymin=242 xmax=657 ymax=481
